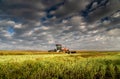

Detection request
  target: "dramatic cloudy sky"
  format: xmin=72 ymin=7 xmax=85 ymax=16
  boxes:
xmin=0 ymin=0 xmax=120 ymax=50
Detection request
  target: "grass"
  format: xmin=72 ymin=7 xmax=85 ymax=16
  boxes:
xmin=0 ymin=50 xmax=120 ymax=79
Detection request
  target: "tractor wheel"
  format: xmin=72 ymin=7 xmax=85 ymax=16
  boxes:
xmin=66 ymin=51 xmax=71 ymax=54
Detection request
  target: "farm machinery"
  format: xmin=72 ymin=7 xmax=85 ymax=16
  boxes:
xmin=48 ymin=44 xmax=76 ymax=54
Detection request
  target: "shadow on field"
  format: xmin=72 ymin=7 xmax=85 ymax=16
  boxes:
xmin=80 ymin=54 xmax=107 ymax=58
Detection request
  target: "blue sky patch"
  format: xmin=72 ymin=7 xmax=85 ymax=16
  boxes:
xmin=7 ymin=27 xmax=14 ymax=35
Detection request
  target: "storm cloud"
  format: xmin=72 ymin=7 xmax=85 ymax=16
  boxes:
xmin=0 ymin=0 xmax=120 ymax=50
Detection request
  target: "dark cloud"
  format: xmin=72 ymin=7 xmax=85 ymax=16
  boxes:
xmin=0 ymin=0 xmax=119 ymax=23
xmin=86 ymin=0 xmax=120 ymax=23
xmin=0 ymin=0 xmax=64 ymax=21
xmin=53 ymin=0 xmax=91 ymax=18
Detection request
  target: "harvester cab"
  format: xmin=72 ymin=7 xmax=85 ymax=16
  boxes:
xmin=56 ymin=44 xmax=62 ymax=52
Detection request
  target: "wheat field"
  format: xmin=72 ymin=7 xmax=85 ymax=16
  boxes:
xmin=0 ymin=50 xmax=120 ymax=79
